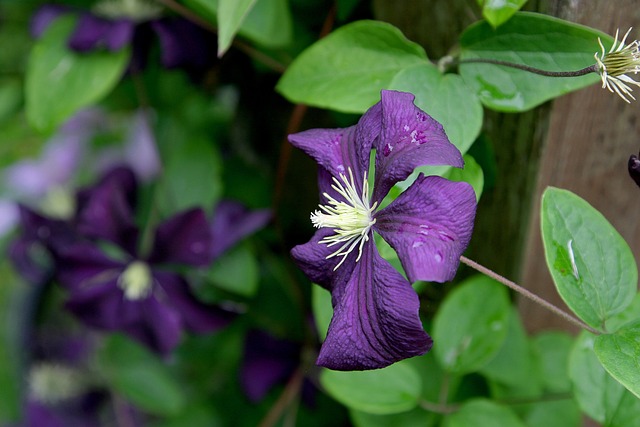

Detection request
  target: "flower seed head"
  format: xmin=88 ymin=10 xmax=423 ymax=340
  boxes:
xmin=595 ymin=28 xmax=640 ymax=102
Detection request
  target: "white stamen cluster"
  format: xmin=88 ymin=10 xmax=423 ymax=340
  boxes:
xmin=29 ymin=364 xmax=85 ymax=404
xmin=117 ymin=260 xmax=153 ymax=300
xmin=310 ymin=168 xmax=377 ymax=270
xmin=595 ymin=28 xmax=640 ymax=102
xmin=93 ymin=0 xmax=163 ymax=21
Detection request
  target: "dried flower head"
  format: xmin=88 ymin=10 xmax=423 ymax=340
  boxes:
xmin=595 ymin=28 xmax=640 ymax=102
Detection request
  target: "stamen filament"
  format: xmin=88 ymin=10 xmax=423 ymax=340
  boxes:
xmin=310 ymin=168 xmax=377 ymax=270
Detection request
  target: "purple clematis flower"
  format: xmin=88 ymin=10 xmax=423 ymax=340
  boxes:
xmin=289 ymin=90 xmax=477 ymax=371
xmin=51 ymin=167 xmax=233 ymax=354
xmin=31 ymin=2 xmax=216 ymax=72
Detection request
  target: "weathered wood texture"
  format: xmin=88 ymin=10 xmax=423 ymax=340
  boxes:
xmin=519 ymin=1 xmax=640 ymax=333
xmin=373 ymin=0 xmax=640 ymax=335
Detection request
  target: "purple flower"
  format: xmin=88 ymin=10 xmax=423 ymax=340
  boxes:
xmin=288 ymin=90 xmax=477 ymax=370
xmin=54 ymin=167 xmax=235 ymax=353
xmin=31 ymin=3 xmax=216 ymax=72
xmin=629 ymin=152 xmax=640 ymax=187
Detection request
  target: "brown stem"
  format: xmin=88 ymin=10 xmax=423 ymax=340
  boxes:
xmin=459 ymin=255 xmax=600 ymax=335
xmin=456 ymin=58 xmax=598 ymax=77
xmin=258 ymin=367 xmax=305 ymax=427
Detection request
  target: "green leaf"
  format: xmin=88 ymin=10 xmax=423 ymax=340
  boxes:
xmin=208 ymin=242 xmax=259 ymax=297
xmin=443 ymin=399 xmax=526 ymax=427
xmin=569 ymin=331 xmax=640 ymax=425
xmin=156 ymin=118 xmax=223 ymax=215
xmin=477 ymin=0 xmax=527 ymax=28
xmin=480 ymin=308 xmax=535 ymax=388
xmin=312 ymin=285 xmax=333 ymax=341
xmin=433 ymin=275 xmax=511 ymax=374
xmin=540 ymin=187 xmax=637 ymax=330
xmin=389 ymin=63 xmax=483 ymax=156
xmin=25 ymin=16 xmax=129 ymax=132
xmin=595 ymin=320 xmax=640 ymax=400
xmin=606 ymin=293 xmax=640 ymax=333
xmin=351 ymin=407 xmax=438 ymax=427
xmin=460 ymin=12 xmax=608 ymax=112
xmin=97 ymin=334 xmax=186 ymax=416
xmin=240 ymin=0 xmax=293 ymax=49
xmin=276 ymin=20 xmax=428 ymax=113
xmin=522 ymin=400 xmax=581 ymax=427
xmin=320 ymin=360 xmax=422 ymax=414
xmin=147 ymin=403 xmax=223 ymax=427
xmin=217 ymin=0 xmax=257 ymax=56
xmin=531 ymin=331 xmax=574 ymax=393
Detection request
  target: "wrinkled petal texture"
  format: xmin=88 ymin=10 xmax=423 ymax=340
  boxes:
xmin=288 ymin=126 xmax=369 ymax=191
xmin=148 ymin=208 xmax=212 ymax=266
xmin=375 ymin=174 xmax=477 ymax=283
xmin=370 ymin=90 xmax=463 ymax=204
xmin=290 ymin=228 xmax=342 ymax=291
xmin=210 ymin=200 xmax=270 ymax=260
xmin=76 ymin=166 xmax=139 ymax=255
xmin=317 ymin=241 xmax=432 ymax=370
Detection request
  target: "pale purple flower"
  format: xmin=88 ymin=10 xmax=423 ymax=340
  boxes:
xmin=289 ymin=90 xmax=477 ymax=370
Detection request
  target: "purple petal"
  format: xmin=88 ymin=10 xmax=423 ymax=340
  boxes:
xmin=148 ymin=208 xmax=212 ymax=266
xmin=375 ymin=174 xmax=477 ymax=283
xmin=317 ymin=241 xmax=432 ymax=370
xmin=629 ymin=154 xmax=640 ymax=188
xmin=55 ymin=243 xmax=124 ymax=292
xmin=240 ymin=330 xmax=299 ymax=402
xmin=104 ymin=19 xmax=135 ymax=51
xmin=288 ymin=126 xmax=369 ymax=190
xmin=122 ymin=295 xmax=183 ymax=354
xmin=68 ymin=13 xmax=114 ymax=52
xmin=370 ymin=90 xmax=463 ymax=204
xmin=290 ymin=228 xmax=342 ymax=291
xmin=123 ymin=110 xmax=161 ymax=181
xmin=75 ymin=167 xmax=138 ymax=254
xmin=154 ymin=271 xmax=235 ymax=333
xmin=151 ymin=18 xmax=214 ymax=69
xmin=9 ymin=206 xmax=78 ymax=283
xmin=64 ymin=279 xmax=128 ymax=330
xmin=210 ymin=201 xmax=270 ymax=259
xmin=30 ymin=5 xmax=69 ymax=38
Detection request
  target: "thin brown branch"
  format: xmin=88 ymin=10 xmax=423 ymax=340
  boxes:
xmin=459 ymin=255 xmax=600 ymax=335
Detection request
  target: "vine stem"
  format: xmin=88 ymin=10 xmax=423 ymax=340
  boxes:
xmin=459 ymin=255 xmax=600 ymax=335
xmin=454 ymin=58 xmax=598 ymax=78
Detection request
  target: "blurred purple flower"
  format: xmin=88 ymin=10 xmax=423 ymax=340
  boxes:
xmin=240 ymin=329 xmax=317 ymax=407
xmin=240 ymin=329 xmax=301 ymax=403
xmin=629 ymin=152 xmax=640 ymax=188
xmin=288 ymin=90 xmax=477 ymax=370
xmin=31 ymin=3 xmax=216 ymax=72
xmin=55 ymin=167 xmax=234 ymax=353
xmin=12 ymin=165 xmax=267 ymax=353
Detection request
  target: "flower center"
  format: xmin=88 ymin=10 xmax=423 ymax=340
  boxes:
xmin=310 ymin=168 xmax=377 ymax=270
xmin=29 ymin=364 xmax=85 ymax=404
xmin=93 ymin=0 xmax=163 ymax=21
xmin=117 ymin=260 xmax=153 ymax=300
xmin=595 ymin=28 xmax=640 ymax=102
